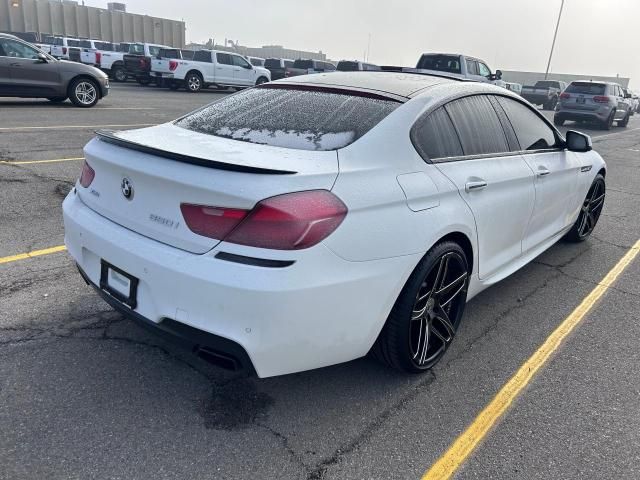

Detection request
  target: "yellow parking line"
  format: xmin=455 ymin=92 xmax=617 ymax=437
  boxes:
xmin=0 ymin=245 xmax=67 ymax=265
xmin=0 ymin=123 xmax=155 ymax=131
xmin=422 ymin=238 xmax=640 ymax=480
xmin=0 ymin=157 xmax=84 ymax=165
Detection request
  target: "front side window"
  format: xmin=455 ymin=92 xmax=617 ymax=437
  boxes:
xmin=412 ymin=107 xmax=463 ymax=161
xmin=478 ymin=63 xmax=491 ymax=77
xmin=497 ymin=97 xmax=558 ymax=151
xmin=232 ymin=55 xmax=251 ymax=68
xmin=0 ymin=39 xmax=40 ymax=59
xmin=445 ymin=95 xmax=509 ymax=156
xmin=149 ymin=46 xmax=161 ymax=57
xmin=175 ymin=86 xmax=400 ymax=151
xmin=216 ymin=52 xmax=233 ymax=65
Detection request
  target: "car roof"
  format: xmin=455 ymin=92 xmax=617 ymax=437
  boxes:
xmin=274 ymin=71 xmax=459 ymax=99
xmin=0 ymin=33 xmax=20 ymax=40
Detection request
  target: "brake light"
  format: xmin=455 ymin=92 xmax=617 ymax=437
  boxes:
xmin=95 ymin=51 xmax=102 ymax=65
xmin=593 ymin=96 xmax=609 ymax=103
xmin=181 ymin=190 xmax=348 ymax=250
xmin=169 ymin=60 xmax=178 ymax=71
xmin=560 ymin=92 xmax=570 ymax=99
xmin=79 ymin=161 xmax=95 ymax=188
xmin=62 ymin=47 xmax=67 ymax=55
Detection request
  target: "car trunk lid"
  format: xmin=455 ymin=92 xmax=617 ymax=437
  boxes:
xmin=77 ymin=123 xmax=339 ymax=254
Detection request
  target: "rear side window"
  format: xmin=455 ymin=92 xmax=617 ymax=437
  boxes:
xmin=181 ymin=50 xmax=195 ymax=60
xmin=565 ymin=82 xmax=606 ymax=95
xmin=293 ymin=59 xmax=313 ymax=69
xmin=194 ymin=50 xmax=212 ymax=63
xmin=159 ymin=49 xmax=181 ymax=59
xmin=265 ymin=58 xmax=281 ymax=69
xmin=67 ymin=39 xmax=80 ymax=47
xmin=130 ymin=44 xmax=144 ymax=55
xmin=445 ymin=95 xmax=509 ymax=156
xmin=337 ymin=61 xmax=360 ymax=71
xmin=175 ymin=87 xmax=400 ymax=151
xmin=412 ymin=107 xmax=463 ymax=160
xmin=497 ymin=97 xmax=558 ymax=151
xmin=417 ymin=54 xmax=461 ymax=74
xmin=284 ymin=60 xmax=294 ymax=68
xmin=79 ymin=40 xmax=92 ymax=48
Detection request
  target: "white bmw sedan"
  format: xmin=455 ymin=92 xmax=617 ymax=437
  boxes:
xmin=63 ymin=72 xmax=606 ymax=377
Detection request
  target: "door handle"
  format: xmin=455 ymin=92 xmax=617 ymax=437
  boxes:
xmin=537 ymin=167 xmax=551 ymax=177
xmin=465 ymin=180 xmax=488 ymax=192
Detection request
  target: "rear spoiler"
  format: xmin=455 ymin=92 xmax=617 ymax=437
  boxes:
xmin=95 ymin=130 xmax=297 ymax=175
xmin=379 ymin=66 xmax=471 ymax=82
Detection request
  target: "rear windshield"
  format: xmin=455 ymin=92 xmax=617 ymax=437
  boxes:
xmin=293 ymin=59 xmax=314 ymax=69
xmin=175 ymin=87 xmax=400 ymax=151
xmin=566 ymin=82 xmax=606 ymax=95
xmin=534 ymin=81 xmax=560 ymax=88
xmin=264 ymin=58 xmax=281 ymax=69
xmin=129 ymin=43 xmax=144 ymax=55
xmin=416 ymin=54 xmax=461 ymax=74
xmin=337 ymin=61 xmax=360 ymax=71
xmin=79 ymin=40 xmax=92 ymax=48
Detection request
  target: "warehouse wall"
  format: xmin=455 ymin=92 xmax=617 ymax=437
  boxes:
xmin=0 ymin=0 xmax=185 ymax=47
xmin=501 ymin=70 xmax=630 ymax=88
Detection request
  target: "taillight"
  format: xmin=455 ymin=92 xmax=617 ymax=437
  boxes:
xmin=62 ymin=47 xmax=67 ymax=54
xmin=79 ymin=161 xmax=95 ymax=188
xmin=181 ymin=190 xmax=348 ymax=250
xmin=560 ymin=92 xmax=570 ymax=99
xmin=593 ymin=96 xmax=609 ymax=103
xmin=95 ymin=51 xmax=102 ymax=64
xmin=169 ymin=60 xmax=178 ymax=71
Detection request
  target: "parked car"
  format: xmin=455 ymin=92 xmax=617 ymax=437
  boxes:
xmin=152 ymin=49 xmax=271 ymax=92
xmin=336 ymin=60 xmax=381 ymax=71
xmin=98 ymin=42 xmax=132 ymax=82
xmin=150 ymin=47 xmax=189 ymax=86
xmin=622 ymin=88 xmax=637 ymax=115
xmin=33 ymin=34 xmax=57 ymax=55
xmin=264 ymin=58 xmax=304 ymax=80
xmin=63 ymin=71 xmax=605 ymax=377
xmin=50 ymin=37 xmax=81 ymax=61
xmin=292 ymin=59 xmax=337 ymax=73
xmin=554 ymin=81 xmax=632 ymax=129
xmin=123 ymin=42 xmax=168 ymax=85
xmin=521 ymin=80 xmax=567 ymax=110
xmin=79 ymin=39 xmax=116 ymax=67
xmin=415 ymin=53 xmax=502 ymax=83
xmin=0 ymin=33 xmax=109 ymax=107
xmin=246 ymin=56 xmax=265 ymax=67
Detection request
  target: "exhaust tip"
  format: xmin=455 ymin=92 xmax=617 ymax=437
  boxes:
xmin=195 ymin=346 xmax=242 ymax=371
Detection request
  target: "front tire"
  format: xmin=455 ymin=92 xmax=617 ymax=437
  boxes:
xmin=68 ymin=78 xmax=99 ymax=108
xmin=372 ymin=241 xmax=470 ymax=373
xmin=564 ymin=174 xmax=605 ymax=242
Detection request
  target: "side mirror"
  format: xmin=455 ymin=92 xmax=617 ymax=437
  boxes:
xmin=565 ymin=130 xmax=592 ymax=153
xmin=495 ymin=69 xmax=502 ymax=80
xmin=625 ymin=92 xmax=632 ymax=99
xmin=36 ymin=53 xmax=48 ymax=63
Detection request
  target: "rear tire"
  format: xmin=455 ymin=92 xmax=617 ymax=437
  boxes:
xmin=602 ymin=110 xmax=615 ymax=130
xmin=185 ymin=72 xmax=203 ymax=92
xmin=68 ymin=78 xmax=99 ymax=108
xmin=372 ymin=241 xmax=470 ymax=373
xmin=553 ymin=116 xmax=565 ymax=127
xmin=47 ymin=96 xmax=67 ymax=104
xmin=564 ymin=174 xmax=605 ymax=242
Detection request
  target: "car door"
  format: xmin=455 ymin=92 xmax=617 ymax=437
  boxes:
xmin=214 ymin=52 xmax=235 ymax=84
xmin=231 ymin=54 xmax=254 ymax=86
xmin=477 ymin=62 xmax=492 ymax=82
xmin=0 ymin=43 xmax=12 ymax=94
xmin=464 ymin=58 xmax=483 ymax=82
xmin=495 ymin=96 xmax=581 ymax=252
xmin=428 ymin=95 xmax=536 ymax=280
xmin=192 ymin=50 xmax=214 ymax=82
xmin=0 ymin=37 xmax=60 ymax=96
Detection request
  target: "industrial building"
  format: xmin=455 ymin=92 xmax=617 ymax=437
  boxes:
xmin=185 ymin=41 xmax=328 ymax=62
xmin=502 ymin=70 xmax=630 ymax=88
xmin=0 ymin=0 xmax=185 ymax=47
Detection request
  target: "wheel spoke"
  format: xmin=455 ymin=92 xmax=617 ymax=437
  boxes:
xmin=435 ymin=272 xmax=468 ymax=306
xmin=578 ymin=211 xmax=588 ymax=236
xmin=414 ymin=317 xmax=430 ymax=364
xmin=590 ymin=193 xmax=605 ymax=213
xmin=431 ymin=307 xmax=455 ymax=344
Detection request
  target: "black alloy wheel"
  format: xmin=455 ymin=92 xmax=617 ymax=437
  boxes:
xmin=565 ymin=174 xmax=605 ymax=242
xmin=372 ymin=241 xmax=470 ymax=373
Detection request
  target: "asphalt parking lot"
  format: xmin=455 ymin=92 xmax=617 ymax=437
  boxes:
xmin=1 ymin=84 xmax=640 ymax=480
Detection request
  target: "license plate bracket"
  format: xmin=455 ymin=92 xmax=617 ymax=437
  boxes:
xmin=100 ymin=260 xmax=139 ymax=309
xmin=577 ymin=97 xmax=586 ymax=104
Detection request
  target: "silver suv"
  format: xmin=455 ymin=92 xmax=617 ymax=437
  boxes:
xmin=554 ymin=81 xmax=632 ymax=130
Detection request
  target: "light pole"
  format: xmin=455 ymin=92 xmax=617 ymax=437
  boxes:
xmin=545 ymin=0 xmax=565 ymax=80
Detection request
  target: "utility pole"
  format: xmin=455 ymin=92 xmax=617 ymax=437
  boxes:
xmin=545 ymin=0 xmax=565 ymax=80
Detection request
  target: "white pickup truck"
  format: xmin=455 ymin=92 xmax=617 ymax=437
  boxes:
xmin=79 ymin=40 xmax=116 ymax=67
xmin=98 ymin=43 xmax=133 ymax=82
xmin=151 ymin=49 xmax=271 ymax=92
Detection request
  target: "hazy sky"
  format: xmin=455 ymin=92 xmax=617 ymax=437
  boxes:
xmin=100 ymin=0 xmax=639 ymax=87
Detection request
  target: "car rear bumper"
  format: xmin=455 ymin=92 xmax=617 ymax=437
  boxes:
xmin=554 ymin=107 xmax=609 ymax=122
xmin=62 ymin=190 xmax=419 ymax=377
xmin=522 ymin=94 xmax=550 ymax=104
